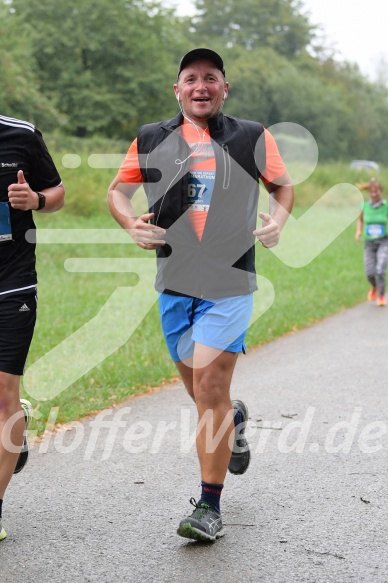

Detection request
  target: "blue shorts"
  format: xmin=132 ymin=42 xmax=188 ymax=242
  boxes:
xmin=158 ymin=293 xmax=253 ymax=362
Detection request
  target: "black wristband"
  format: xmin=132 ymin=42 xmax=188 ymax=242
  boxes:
xmin=36 ymin=192 xmax=46 ymax=210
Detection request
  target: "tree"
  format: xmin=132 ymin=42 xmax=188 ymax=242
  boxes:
xmin=9 ymin=0 xmax=189 ymax=138
xmin=374 ymin=55 xmax=388 ymax=89
xmin=192 ymin=0 xmax=314 ymax=58
xmin=0 ymin=2 xmax=62 ymax=128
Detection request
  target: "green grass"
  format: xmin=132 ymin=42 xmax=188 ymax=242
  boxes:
xmin=21 ymin=143 xmax=386 ymax=434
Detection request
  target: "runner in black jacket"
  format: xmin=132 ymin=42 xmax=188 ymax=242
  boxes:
xmin=0 ymin=115 xmax=65 ymax=541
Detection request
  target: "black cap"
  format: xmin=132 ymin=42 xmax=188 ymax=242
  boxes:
xmin=177 ymin=48 xmax=225 ymax=79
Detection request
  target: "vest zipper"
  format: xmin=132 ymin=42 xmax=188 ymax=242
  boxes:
xmin=221 ymin=143 xmax=231 ymax=190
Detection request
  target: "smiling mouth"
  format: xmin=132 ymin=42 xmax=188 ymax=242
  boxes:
xmin=193 ymin=97 xmax=210 ymax=103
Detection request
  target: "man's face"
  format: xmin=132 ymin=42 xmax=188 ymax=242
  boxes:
xmin=174 ymin=59 xmax=228 ymax=128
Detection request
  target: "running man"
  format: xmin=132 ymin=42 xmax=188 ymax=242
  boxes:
xmin=107 ymin=48 xmax=294 ymax=541
xmin=0 ymin=115 xmax=64 ymax=541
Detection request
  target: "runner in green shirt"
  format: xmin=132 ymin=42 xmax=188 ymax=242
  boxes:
xmin=355 ymin=178 xmax=388 ymax=306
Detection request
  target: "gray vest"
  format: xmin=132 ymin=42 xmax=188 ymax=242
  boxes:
xmin=137 ymin=112 xmax=266 ymax=298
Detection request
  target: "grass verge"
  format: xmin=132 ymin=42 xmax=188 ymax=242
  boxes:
xmin=21 ymin=149 xmax=385 ymax=434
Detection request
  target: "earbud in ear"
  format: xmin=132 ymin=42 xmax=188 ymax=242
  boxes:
xmin=223 ymin=92 xmax=227 ymax=100
xmin=176 ymin=93 xmax=180 ymax=101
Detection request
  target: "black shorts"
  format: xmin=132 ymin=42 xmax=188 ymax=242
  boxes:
xmin=0 ymin=288 xmax=37 ymax=376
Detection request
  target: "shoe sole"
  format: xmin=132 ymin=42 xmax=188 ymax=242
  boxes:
xmin=177 ymin=522 xmax=225 ymax=542
xmin=13 ymin=400 xmax=32 ymax=475
xmin=228 ymin=400 xmax=250 ymax=475
xmin=0 ymin=527 xmax=7 ymax=541
xmin=20 ymin=399 xmax=32 ymax=428
xmin=229 ymin=449 xmax=251 ymax=475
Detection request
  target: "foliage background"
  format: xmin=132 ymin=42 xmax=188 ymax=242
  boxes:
xmin=1 ymin=0 xmax=388 ymax=162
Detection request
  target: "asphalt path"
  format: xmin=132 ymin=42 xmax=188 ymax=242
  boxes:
xmin=1 ymin=301 xmax=388 ymax=583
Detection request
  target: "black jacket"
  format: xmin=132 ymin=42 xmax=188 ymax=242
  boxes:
xmin=0 ymin=115 xmax=61 ymax=293
xmin=137 ymin=112 xmax=266 ymax=298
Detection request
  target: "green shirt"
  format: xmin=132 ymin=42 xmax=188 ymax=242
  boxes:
xmin=362 ymin=200 xmax=388 ymax=240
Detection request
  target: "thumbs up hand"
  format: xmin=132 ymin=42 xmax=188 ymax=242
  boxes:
xmin=8 ymin=169 xmax=39 ymax=210
xmin=253 ymin=212 xmax=280 ymax=248
xmin=17 ymin=169 xmax=27 ymax=184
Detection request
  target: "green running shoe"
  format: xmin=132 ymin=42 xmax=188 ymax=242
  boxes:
xmin=13 ymin=399 xmax=32 ymax=475
xmin=0 ymin=518 xmax=6 ymax=541
xmin=177 ymin=498 xmax=225 ymax=542
xmin=228 ymin=399 xmax=251 ymax=475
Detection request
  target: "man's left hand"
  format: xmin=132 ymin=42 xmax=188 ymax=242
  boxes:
xmin=253 ymin=212 xmax=280 ymax=248
xmin=8 ymin=170 xmax=39 ymax=210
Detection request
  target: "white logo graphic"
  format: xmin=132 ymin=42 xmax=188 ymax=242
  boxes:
xmin=23 ymin=123 xmax=363 ymax=401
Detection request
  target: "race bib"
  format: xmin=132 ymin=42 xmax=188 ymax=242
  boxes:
xmin=366 ymin=224 xmax=386 ymax=239
xmin=187 ymin=170 xmax=215 ymax=211
xmin=0 ymin=202 xmax=12 ymax=242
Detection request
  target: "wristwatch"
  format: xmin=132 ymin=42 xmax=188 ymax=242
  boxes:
xmin=36 ymin=192 xmax=46 ymax=210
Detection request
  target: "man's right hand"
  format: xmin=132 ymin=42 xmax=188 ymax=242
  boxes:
xmin=128 ymin=213 xmax=166 ymax=250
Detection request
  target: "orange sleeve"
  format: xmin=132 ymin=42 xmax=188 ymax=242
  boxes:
xmin=118 ymin=138 xmax=144 ymax=184
xmin=260 ymin=128 xmax=287 ymax=184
